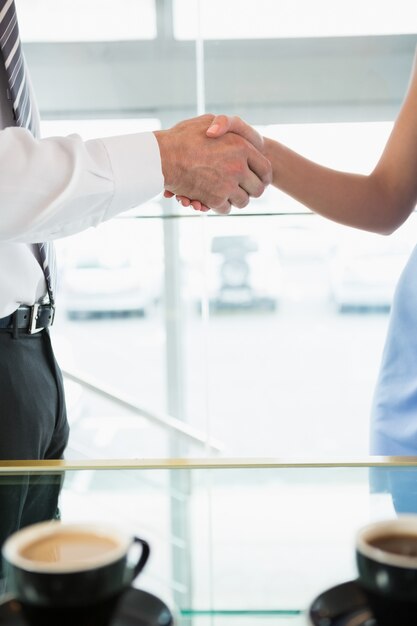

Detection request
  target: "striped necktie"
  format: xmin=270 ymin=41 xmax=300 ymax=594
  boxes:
xmin=0 ymin=0 xmax=55 ymax=305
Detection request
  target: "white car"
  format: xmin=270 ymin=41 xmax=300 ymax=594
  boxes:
xmin=329 ymin=232 xmax=410 ymax=312
xmin=61 ymin=251 xmax=160 ymax=319
xmin=208 ymin=235 xmax=281 ymax=311
xmin=58 ymin=219 xmax=162 ymax=320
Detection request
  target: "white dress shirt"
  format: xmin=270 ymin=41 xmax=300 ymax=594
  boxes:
xmin=0 ymin=61 xmax=164 ymax=318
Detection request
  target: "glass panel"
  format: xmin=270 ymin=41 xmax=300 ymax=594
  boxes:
xmin=0 ymin=462 xmax=415 ymax=621
xmin=180 ymin=210 xmax=417 ymax=457
xmin=44 ymin=115 xmax=414 ymax=459
xmin=52 ymin=216 xmax=169 ymax=458
xmin=174 ymin=0 xmax=417 ymax=39
xmin=53 ymin=202 xmax=416 ymax=459
xmin=22 ymin=2 xmax=416 ymax=462
xmin=18 ymin=0 xmax=157 ymax=42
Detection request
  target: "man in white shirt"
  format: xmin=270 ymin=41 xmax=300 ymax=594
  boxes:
xmin=0 ymin=2 xmax=271 ymax=570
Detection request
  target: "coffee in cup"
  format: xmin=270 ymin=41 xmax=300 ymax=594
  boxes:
xmin=2 ymin=520 xmax=150 ymax=626
xmin=356 ymin=516 xmax=417 ymax=626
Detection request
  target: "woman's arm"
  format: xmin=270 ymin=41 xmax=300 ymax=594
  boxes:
xmin=206 ymin=48 xmax=417 ymax=234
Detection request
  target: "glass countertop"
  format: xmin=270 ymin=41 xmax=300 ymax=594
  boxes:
xmin=1 ymin=458 xmax=417 ymax=624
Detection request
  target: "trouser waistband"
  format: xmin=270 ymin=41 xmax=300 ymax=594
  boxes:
xmin=0 ymin=304 xmax=55 ymax=334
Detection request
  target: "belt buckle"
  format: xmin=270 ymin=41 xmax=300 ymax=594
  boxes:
xmin=29 ymin=303 xmax=42 ymax=334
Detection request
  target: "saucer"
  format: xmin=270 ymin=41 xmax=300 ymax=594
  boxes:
xmin=0 ymin=588 xmax=174 ymax=626
xmin=309 ymin=580 xmax=376 ymax=626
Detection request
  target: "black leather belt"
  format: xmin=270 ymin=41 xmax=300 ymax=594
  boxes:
xmin=0 ymin=304 xmax=55 ymax=334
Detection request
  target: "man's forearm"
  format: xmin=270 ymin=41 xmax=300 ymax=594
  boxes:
xmin=0 ymin=128 xmax=163 ymax=242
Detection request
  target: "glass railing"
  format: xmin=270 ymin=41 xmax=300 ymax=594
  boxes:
xmin=52 ymin=208 xmax=417 ymax=461
xmin=1 ymin=458 xmax=417 ymax=624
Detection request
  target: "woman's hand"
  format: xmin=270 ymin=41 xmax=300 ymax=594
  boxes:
xmin=164 ymin=115 xmax=266 ymax=214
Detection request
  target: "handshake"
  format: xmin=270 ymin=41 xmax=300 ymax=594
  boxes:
xmin=154 ymin=114 xmax=272 ymax=214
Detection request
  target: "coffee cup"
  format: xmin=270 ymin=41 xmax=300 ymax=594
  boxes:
xmin=1 ymin=520 xmax=150 ymax=626
xmin=356 ymin=515 xmax=417 ymax=626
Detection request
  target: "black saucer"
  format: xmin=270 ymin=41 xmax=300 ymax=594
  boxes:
xmin=0 ymin=588 xmax=174 ymax=626
xmin=309 ymin=580 xmax=376 ymax=626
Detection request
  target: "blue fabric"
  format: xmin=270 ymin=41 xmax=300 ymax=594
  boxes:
xmin=371 ymin=244 xmax=417 ymax=455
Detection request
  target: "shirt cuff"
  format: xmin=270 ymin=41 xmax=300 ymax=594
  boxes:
xmin=100 ymin=131 xmax=164 ymax=219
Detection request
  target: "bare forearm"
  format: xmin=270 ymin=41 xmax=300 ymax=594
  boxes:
xmin=264 ymin=137 xmax=407 ymax=235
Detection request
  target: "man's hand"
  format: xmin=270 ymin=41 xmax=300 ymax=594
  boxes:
xmin=155 ymin=114 xmax=271 ymax=214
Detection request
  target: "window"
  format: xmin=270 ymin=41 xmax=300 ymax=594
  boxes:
xmin=17 ymin=0 xmax=157 ymax=42
xmin=26 ymin=1 xmax=417 ymax=459
xmin=174 ymin=0 xmax=417 ymax=40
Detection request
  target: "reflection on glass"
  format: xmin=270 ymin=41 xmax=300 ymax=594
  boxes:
xmin=174 ymin=0 xmax=417 ymax=39
xmin=1 ymin=463 xmax=413 ymax=620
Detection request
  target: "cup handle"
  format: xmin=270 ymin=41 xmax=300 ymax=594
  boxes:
xmin=130 ymin=537 xmax=150 ymax=579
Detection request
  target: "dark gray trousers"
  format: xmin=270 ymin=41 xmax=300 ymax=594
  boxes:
xmin=0 ymin=328 xmax=69 ymax=575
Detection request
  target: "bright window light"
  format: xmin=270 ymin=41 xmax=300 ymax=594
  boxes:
xmin=174 ymin=0 xmax=417 ymax=40
xmin=17 ymin=0 xmax=156 ymax=42
xmin=262 ymin=120 xmax=393 ymax=173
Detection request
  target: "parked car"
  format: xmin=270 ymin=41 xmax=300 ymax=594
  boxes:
xmin=329 ymin=232 xmax=410 ymax=312
xmin=60 ymin=227 xmax=161 ymax=321
xmin=208 ymin=235 xmax=281 ymax=311
xmin=275 ymin=220 xmax=336 ymax=262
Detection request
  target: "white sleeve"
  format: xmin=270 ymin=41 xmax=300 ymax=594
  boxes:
xmin=0 ymin=126 xmax=164 ymax=243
